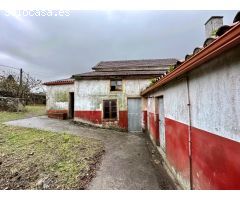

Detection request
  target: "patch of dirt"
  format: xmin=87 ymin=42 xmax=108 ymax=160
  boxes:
xmin=71 ymin=120 xmax=127 ymax=132
xmin=0 ymin=150 xmax=105 ymax=190
xmin=77 ymin=150 xmax=105 ymax=189
xmin=145 ymin=135 xmax=177 ymax=190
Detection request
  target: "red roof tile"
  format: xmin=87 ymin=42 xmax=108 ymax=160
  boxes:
xmin=43 ymin=78 xmax=74 ymax=86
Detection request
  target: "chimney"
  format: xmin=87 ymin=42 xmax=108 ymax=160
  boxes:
xmin=205 ymin=16 xmax=223 ymax=38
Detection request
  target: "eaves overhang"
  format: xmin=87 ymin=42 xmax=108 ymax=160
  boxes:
xmin=141 ymin=22 xmax=240 ymax=96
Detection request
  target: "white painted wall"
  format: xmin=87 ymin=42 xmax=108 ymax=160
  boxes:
xmin=189 ymin=46 xmax=240 ymax=142
xmin=46 ymin=84 xmax=74 ymax=110
xmin=145 ymin=45 xmax=240 ymax=142
xmin=147 ymin=78 xmax=189 ymax=125
xmin=163 ymin=79 xmax=189 ymax=125
xmin=74 ymin=79 xmax=151 ymax=111
xmin=125 ymin=79 xmax=150 ymax=96
xmin=147 ymin=96 xmax=156 ymax=113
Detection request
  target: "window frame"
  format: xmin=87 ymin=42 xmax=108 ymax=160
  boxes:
xmin=110 ymin=79 xmax=122 ymax=92
xmin=103 ymin=99 xmax=118 ymax=120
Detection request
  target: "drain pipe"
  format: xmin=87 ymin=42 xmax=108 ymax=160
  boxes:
xmin=186 ymin=75 xmax=193 ymax=190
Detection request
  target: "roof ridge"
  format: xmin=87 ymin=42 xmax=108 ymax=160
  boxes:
xmin=43 ymin=78 xmax=74 ymax=86
xmin=93 ymin=58 xmax=179 ymax=69
xmin=98 ymin=58 xmax=178 ymax=63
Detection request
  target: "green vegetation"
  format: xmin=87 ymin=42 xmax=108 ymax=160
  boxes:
xmin=0 ymin=106 xmax=104 ymax=189
xmin=211 ymin=29 xmax=217 ymax=37
xmin=0 ymin=125 xmax=104 ymax=189
xmin=0 ymin=105 xmax=46 ymax=123
xmin=150 ymin=78 xmax=157 ymax=84
xmin=55 ymin=91 xmax=68 ymax=102
xmin=167 ymin=65 xmax=175 ymax=73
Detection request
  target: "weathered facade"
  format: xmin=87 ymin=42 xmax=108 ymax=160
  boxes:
xmin=44 ymin=59 xmax=177 ymax=131
xmin=141 ymin=15 xmax=240 ymax=189
xmin=74 ymin=79 xmax=150 ymax=130
xmin=44 ymin=79 xmax=74 ymax=118
xmin=72 ymin=59 xmax=177 ymax=131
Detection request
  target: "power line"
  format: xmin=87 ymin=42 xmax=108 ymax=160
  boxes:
xmin=0 ymin=65 xmax=53 ymax=81
xmin=0 ymin=64 xmax=54 ymax=78
xmin=0 ymin=64 xmax=23 ymax=87
xmin=0 ymin=64 xmax=20 ymax=71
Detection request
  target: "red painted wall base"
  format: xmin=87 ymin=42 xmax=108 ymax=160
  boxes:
xmin=47 ymin=110 xmax=68 ymax=120
xmin=119 ymin=111 xmax=128 ymax=130
xmin=75 ymin=111 xmax=102 ymax=124
xmin=74 ymin=110 xmax=128 ymax=130
xmin=165 ymin=118 xmax=190 ymax=183
xmin=148 ymin=116 xmax=240 ymax=189
xmin=191 ymin=126 xmax=240 ymax=189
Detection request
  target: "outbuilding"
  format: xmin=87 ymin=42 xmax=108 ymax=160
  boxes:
xmin=44 ymin=78 xmax=74 ymax=119
xmin=141 ymin=15 xmax=240 ymax=189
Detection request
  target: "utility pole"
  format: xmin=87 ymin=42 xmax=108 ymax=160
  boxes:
xmin=20 ymin=68 xmax=23 ymax=87
xmin=19 ymin=68 xmax=23 ymax=98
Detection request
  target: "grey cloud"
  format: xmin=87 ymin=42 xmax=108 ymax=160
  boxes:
xmin=0 ymin=10 xmax=237 ymax=81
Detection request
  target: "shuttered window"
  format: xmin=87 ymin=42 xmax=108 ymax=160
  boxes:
xmin=103 ymin=100 xmax=117 ymax=119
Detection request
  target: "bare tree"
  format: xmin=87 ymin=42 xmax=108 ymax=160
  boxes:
xmin=0 ymin=70 xmax=44 ymax=99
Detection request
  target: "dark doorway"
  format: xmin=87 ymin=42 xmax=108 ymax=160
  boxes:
xmin=69 ymin=92 xmax=74 ymax=119
xmin=158 ymin=96 xmax=165 ymax=151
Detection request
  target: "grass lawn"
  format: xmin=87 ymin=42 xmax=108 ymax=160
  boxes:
xmin=0 ymin=105 xmax=46 ymax=123
xmin=0 ymin=105 xmax=104 ymax=189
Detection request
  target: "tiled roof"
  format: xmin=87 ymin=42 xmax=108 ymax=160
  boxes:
xmin=141 ymin=11 xmax=240 ymax=96
xmin=73 ymin=58 xmax=178 ymax=79
xmin=43 ymin=78 xmax=74 ymax=86
xmin=233 ymin=11 xmax=240 ymax=23
xmin=73 ymin=70 xmax=167 ymax=79
xmin=93 ymin=58 xmax=178 ymax=70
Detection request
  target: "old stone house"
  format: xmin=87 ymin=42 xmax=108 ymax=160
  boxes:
xmin=44 ymin=59 xmax=177 ymax=130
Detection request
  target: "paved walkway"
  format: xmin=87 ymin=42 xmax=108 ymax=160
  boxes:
xmin=5 ymin=116 xmax=175 ymax=190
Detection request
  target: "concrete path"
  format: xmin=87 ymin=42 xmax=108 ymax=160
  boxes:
xmin=5 ymin=116 xmax=175 ymax=190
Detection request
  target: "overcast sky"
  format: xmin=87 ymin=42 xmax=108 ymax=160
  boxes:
xmin=0 ymin=10 xmax=237 ymax=82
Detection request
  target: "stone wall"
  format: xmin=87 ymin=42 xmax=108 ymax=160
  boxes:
xmin=0 ymin=97 xmax=25 ymax=112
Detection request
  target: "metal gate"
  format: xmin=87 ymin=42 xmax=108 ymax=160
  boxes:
xmin=159 ymin=97 xmax=166 ymax=150
xmin=128 ymin=98 xmax=142 ymax=132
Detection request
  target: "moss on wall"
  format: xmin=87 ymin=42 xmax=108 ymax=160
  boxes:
xmin=55 ymin=91 xmax=68 ymax=102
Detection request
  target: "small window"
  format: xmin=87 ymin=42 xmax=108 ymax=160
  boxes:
xmin=103 ymin=100 xmax=117 ymax=120
xmin=110 ymin=80 xmax=122 ymax=91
